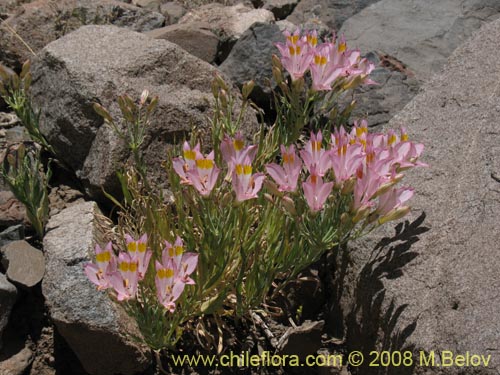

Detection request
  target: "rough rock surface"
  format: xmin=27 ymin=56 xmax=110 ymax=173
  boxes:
xmin=287 ymin=0 xmax=379 ymax=31
xmin=31 ymin=25 xmax=259 ymax=199
xmin=178 ymin=3 xmax=274 ymax=62
xmin=160 ymin=1 xmax=187 ymax=25
xmin=330 ymin=16 xmax=500 ymax=375
xmin=220 ymin=22 xmax=283 ymax=109
xmin=0 ymin=225 xmax=24 ymax=248
xmin=262 ymin=0 xmax=298 ymax=20
xmin=42 ymin=201 xmax=151 ymax=375
xmin=0 ymin=0 xmax=165 ymax=70
xmin=0 ymin=273 xmax=17 ymax=349
xmin=1 ymin=240 xmax=45 ymax=288
xmin=340 ymin=0 xmax=500 ymax=81
xmin=0 ymin=191 xmax=26 ymax=229
xmin=145 ymin=22 xmax=220 ymax=63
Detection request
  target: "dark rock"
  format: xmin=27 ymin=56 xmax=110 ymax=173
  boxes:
xmin=30 ymin=25 xmax=259 ymax=200
xmin=262 ymin=0 xmax=298 ymax=20
xmin=330 ymin=16 xmax=500 ymax=375
xmin=220 ymin=22 xmax=282 ymax=109
xmin=287 ymin=0 xmax=379 ymax=31
xmin=277 ymin=320 xmax=324 ymax=359
xmin=0 ymin=225 xmax=24 ymax=250
xmin=0 ymin=273 xmax=17 ymax=349
xmin=145 ymin=22 xmax=220 ymax=63
xmin=178 ymin=3 xmax=274 ymax=62
xmin=0 ymin=0 xmax=165 ymax=70
xmin=42 ymin=201 xmax=151 ymax=375
xmin=1 ymin=240 xmax=45 ymax=288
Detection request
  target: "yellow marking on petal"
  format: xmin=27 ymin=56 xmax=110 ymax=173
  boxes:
xmin=236 ymin=164 xmax=244 ymax=175
xmin=196 ymin=159 xmax=214 ymax=169
xmin=283 ymin=153 xmax=294 ymax=164
xmin=367 ymin=152 xmax=374 ymax=164
xmin=288 ymin=35 xmax=299 ymax=44
xmin=183 ymin=149 xmax=196 ymax=160
xmin=388 ymin=134 xmax=397 ymax=145
xmin=312 ymin=141 xmax=321 ymax=152
xmin=168 ymin=247 xmax=174 ymax=257
xmin=166 ymin=268 xmax=174 ymax=278
xmin=243 ymin=165 xmax=252 ymax=175
xmin=127 ymin=242 xmax=137 ymax=252
xmin=360 ymin=139 xmax=366 ymax=149
xmin=356 ymin=127 xmax=364 ymax=137
xmin=119 ymin=262 xmax=129 ymax=272
xmin=338 ymin=42 xmax=346 ymax=53
xmin=338 ymin=145 xmax=347 ymax=156
xmin=129 ymin=262 xmax=138 ymax=272
xmin=349 ymin=139 xmax=356 ymax=145
xmin=307 ymin=36 xmax=317 ymax=47
xmin=311 ymin=174 xmax=317 ymax=184
xmin=96 ymin=251 xmax=111 ymax=263
xmin=138 ymin=242 xmax=147 ymax=253
xmin=233 ymin=139 xmax=244 ymax=151
xmin=174 ymin=246 xmax=183 ymax=256
xmin=296 ymin=46 xmax=301 ymax=55
xmin=401 ymin=134 xmax=409 ymax=142
xmin=289 ymin=46 xmax=296 ymax=56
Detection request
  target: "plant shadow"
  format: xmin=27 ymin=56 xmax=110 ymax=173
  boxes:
xmin=331 ymin=212 xmax=430 ymax=375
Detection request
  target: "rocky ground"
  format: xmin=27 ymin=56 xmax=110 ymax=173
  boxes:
xmin=0 ymin=0 xmax=499 ymax=374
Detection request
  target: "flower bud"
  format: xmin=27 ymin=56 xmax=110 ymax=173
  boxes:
xmin=242 ymin=80 xmax=255 ymax=100
xmin=221 ymin=191 xmax=233 ymax=207
xmin=281 ymin=196 xmax=296 ymax=216
xmin=264 ymin=193 xmax=274 ymax=204
xmin=147 ymin=96 xmax=159 ymax=114
xmin=378 ymin=206 xmax=411 ymax=225
xmin=215 ymin=73 xmax=228 ymax=92
xmin=352 ymin=206 xmax=370 ymax=224
xmin=272 ymin=66 xmax=283 ymax=84
xmin=20 ymin=60 xmax=31 ymax=80
xmin=140 ymin=89 xmax=149 ymax=106
xmin=93 ymin=103 xmax=113 ymax=123
xmin=263 ymin=179 xmax=282 ymax=197
xmin=219 ymin=89 xmax=228 ymax=108
xmin=340 ymin=212 xmax=350 ymax=225
xmin=341 ymin=178 xmax=355 ymax=195
xmin=271 ymin=54 xmax=283 ymax=70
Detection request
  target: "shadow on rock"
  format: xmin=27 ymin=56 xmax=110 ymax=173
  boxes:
xmin=339 ymin=212 xmax=429 ymax=374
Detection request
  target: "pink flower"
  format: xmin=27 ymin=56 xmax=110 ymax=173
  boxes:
xmin=187 ymin=151 xmax=220 ymax=196
xmin=310 ymin=44 xmax=345 ymax=91
xmin=84 ymin=242 xmax=116 ymax=290
xmin=172 ymin=142 xmax=202 ymax=184
xmin=221 ymin=132 xmax=257 ymax=177
xmin=232 ymin=155 xmax=266 ymax=202
xmin=302 ymin=167 xmax=333 ymax=212
xmin=300 ymin=131 xmax=331 ymax=176
xmin=125 ymin=234 xmax=152 ymax=280
xmin=155 ymin=259 xmax=185 ymax=313
xmin=109 ymin=252 xmax=140 ymax=301
xmin=330 ymin=143 xmax=365 ymax=183
xmin=275 ymin=29 xmax=314 ymax=80
xmin=377 ymin=187 xmax=414 ymax=215
xmin=162 ymin=236 xmax=198 ymax=285
xmin=353 ymin=166 xmax=385 ymax=211
xmin=265 ymin=145 xmax=302 ymax=192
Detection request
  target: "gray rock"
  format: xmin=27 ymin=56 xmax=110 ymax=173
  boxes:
xmin=160 ymin=1 xmax=187 ymax=25
xmin=0 ymin=191 xmax=26 ymax=229
xmin=0 ymin=225 xmax=24 ymax=248
xmin=145 ymin=22 xmax=220 ymax=63
xmin=343 ymin=52 xmax=420 ymax=128
xmin=178 ymin=3 xmax=275 ymax=62
xmin=30 ymin=25 xmax=259 ymax=199
xmin=220 ymin=22 xmax=283 ymax=109
xmin=0 ymin=0 xmax=165 ymax=70
xmin=340 ymin=0 xmax=500 ymax=81
xmin=330 ymin=16 xmax=500 ymax=375
xmin=287 ymin=0 xmax=379 ymax=31
xmin=262 ymin=0 xmax=298 ymax=20
xmin=1 ymin=240 xmax=45 ymax=288
xmin=0 ymin=273 xmax=17 ymax=349
xmin=0 ymin=346 xmax=34 ymax=375
xmin=42 ymin=201 xmax=151 ymax=375
xmin=132 ymin=0 xmax=161 ymax=11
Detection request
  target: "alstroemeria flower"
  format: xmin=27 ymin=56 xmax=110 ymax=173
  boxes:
xmin=186 ymin=151 xmax=220 ymax=196
xmin=275 ymin=29 xmax=314 ymax=80
xmin=162 ymin=236 xmax=198 ymax=285
xmin=109 ymin=252 xmax=140 ymax=301
xmin=310 ymin=44 xmax=346 ymax=91
xmin=330 ymin=143 xmax=365 ymax=183
xmin=172 ymin=142 xmax=202 ymax=184
xmin=302 ymin=167 xmax=334 ymax=212
xmin=84 ymin=242 xmax=116 ymax=290
xmin=265 ymin=145 xmax=302 ymax=192
xmin=232 ymin=155 xmax=266 ymax=202
xmin=221 ymin=132 xmax=257 ymax=177
xmin=300 ymin=131 xmax=331 ymax=176
xmin=125 ymin=233 xmax=152 ymax=280
xmin=155 ymin=259 xmax=185 ymax=313
xmin=377 ymin=187 xmax=414 ymax=216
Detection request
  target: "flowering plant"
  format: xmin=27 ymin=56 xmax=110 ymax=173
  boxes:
xmin=84 ymin=29 xmax=425 ymax=357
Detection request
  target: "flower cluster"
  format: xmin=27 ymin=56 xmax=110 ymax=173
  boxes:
xmin=266 ymin=120 xmax=426 ymax=221
xmin=275 ymin=29 xmax=375 ymax=91
xmin=85 ymin=234 xmax=197 ymax=312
